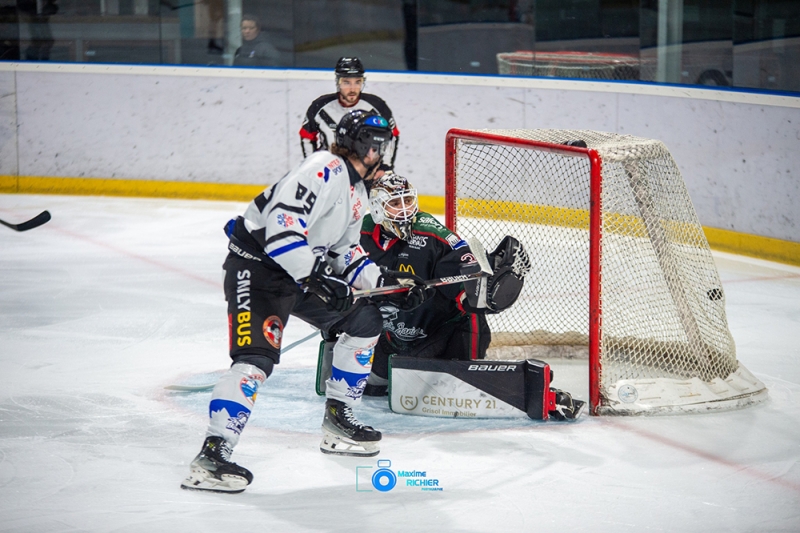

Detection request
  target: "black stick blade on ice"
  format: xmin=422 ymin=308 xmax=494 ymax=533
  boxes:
xmin=0 ymin=210 xmax=51 ymax=231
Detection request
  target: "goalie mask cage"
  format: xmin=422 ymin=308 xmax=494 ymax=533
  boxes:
xmin=445 ymin=128 xmax=767 ymax=415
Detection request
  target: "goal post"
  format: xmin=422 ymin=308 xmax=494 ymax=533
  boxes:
xmin=445 ymin=128 xmax=768 ymax=416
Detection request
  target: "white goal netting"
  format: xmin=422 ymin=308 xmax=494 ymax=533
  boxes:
xmin=447 ymin=129 xmax=767 ymax=414
xmin=496 ymin=51 xmax=647 ymax=80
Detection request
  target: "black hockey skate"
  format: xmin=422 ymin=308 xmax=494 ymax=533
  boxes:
xmin=320 ymin=399 xmax=381 ymax=457
xmin=180 ymin=436 xmax=253 ymax=493
xmin=549 ymin=389 xmax=587 ymax=421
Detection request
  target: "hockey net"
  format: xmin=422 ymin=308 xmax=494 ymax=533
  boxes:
xmin=445 ymin=129 xmax=767 ymax=415
xmin=496 ymin=51 xmax=646 ymax=80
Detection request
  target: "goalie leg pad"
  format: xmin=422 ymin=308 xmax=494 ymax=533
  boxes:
xmin=315 ymin=339 xmax=335 ymax=396
xmin=390 ymin=357 xmax=529 ymax=418
xmin=524 ymin=359 xmax=554 ymax=420
xmin=524 ymin=360 xmax=586 ymax=421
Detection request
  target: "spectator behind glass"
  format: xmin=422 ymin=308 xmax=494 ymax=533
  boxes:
xmin=18 ymin=0 xmax=57 ymax=60
xmin=233 ymin=14 xmax=281 ymax=67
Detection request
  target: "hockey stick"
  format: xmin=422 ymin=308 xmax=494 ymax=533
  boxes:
xmin=0 ymin=210 xmax=51 ymax=232
xmin=353 ymin=237 xmax=494 ymax=299
xmin=164 ymin=240 xmax=492 ymax=391
xmin=164 ymin=329 xmax=321 ymax=392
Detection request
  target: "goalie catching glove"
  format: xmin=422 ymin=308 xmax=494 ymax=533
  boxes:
xmin=464 ymin=235 xmax=531 ymax=313
xmin=302 ymin=258 xmax=353 ymax=312
xmin=377 ymin=266 xmax=434 ymax=311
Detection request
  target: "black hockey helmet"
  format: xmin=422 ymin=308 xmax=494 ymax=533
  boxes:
xmin=335 ymin=57 xmax=365 ymax=79
xmin=335 ymin=109 xmax=393 ymax=161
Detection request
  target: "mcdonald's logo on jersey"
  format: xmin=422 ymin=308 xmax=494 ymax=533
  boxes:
xmin=398 ymin=264 xmax=415 ymax=275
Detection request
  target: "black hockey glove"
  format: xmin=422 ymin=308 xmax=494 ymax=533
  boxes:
xmin=378 ymin=267 xmax=434 ymax=312
xmin=302 ymin=258 xmax=353 ymax=313
xmin=485 ymin=235 xmax=530 ymax=312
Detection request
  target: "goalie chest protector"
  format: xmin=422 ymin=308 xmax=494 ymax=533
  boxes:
xmin=389 ymin=357 xmax=554 ymax=420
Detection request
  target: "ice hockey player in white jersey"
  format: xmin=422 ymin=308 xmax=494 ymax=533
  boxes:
xmin=299 ymin=57 xmax=399 ymax=170
xmin=181 ymin=110 xmax=426 ymax=494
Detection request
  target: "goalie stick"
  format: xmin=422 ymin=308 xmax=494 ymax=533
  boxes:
xmin=0 ymin=210 xmax=51 ymax=232
xmin=353 ymin=238 xmax=494 ymax=299
xmin=164 ymin=329 xmax=321 ymax=391
xmin=166 ymin=240 xmax=493 ymax=391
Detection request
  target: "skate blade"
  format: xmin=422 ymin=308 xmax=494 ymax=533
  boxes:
xmin=320 ymin=431 xmax=380 ymax=457
xmin=180 ymin=466 xmax=249 ymax=494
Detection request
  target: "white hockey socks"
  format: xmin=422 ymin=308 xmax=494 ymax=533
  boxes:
xmin=206 ymin=362 xmax=267 ymax=447
xmin=325 ymin=333 xmax=378 ymax=404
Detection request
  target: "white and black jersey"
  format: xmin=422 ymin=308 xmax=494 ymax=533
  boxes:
xmin=237 ymin=150 xmax=382 ymax=289
xmin=299 ymin=93 xmax=399 ymax=169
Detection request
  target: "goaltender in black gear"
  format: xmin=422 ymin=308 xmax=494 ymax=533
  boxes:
xmin=181 ymin=109 xmax=403 ymax=495
xmin=357 ymin=173 xmax=522 ymax=394
xmin=338 ymin=173 xmax=586 ymax=421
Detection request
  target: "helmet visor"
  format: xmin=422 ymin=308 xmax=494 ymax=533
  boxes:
xmin=356 ymin=128 xmax=391 ymax=159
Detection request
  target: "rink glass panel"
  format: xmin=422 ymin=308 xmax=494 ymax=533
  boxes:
xmin=3 ymin=0 xmax=797 ymax=92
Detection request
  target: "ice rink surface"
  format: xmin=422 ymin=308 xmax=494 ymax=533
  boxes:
xmin=1 ymin=194 xmax=799 ymax=533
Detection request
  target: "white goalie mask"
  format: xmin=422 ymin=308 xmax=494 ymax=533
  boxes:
xmin=369 ymin=173 xmax=419 ymax=241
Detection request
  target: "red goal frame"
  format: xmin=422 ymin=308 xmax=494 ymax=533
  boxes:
xmin=445 ymin=128 xmax=604 ymax=414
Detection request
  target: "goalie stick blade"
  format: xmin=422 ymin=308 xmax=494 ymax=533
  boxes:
xmin=0 ymin=210 xmax=51 ymax=232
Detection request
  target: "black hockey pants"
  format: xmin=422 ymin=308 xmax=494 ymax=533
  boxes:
xmin=370 ymin=312 xmax=491 ymax=380
xmin=222 ymin=252 xmax=383 ymax=375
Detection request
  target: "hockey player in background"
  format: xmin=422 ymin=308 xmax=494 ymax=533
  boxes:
xmin=299 ymin=57 xmax=400 ymax=170
xmin=181 ymin=110 xmax=425 ymax=494
xmin=353 ymin=173 xmax=586 ymax=420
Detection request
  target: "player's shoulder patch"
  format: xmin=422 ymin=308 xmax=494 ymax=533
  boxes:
xmin=414 ymin=212 xmax=468 ymax=249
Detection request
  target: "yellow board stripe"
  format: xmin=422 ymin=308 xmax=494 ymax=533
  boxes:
xmin=2 ymin=175 xmax=797 ymax=267
xmin=703 ymin=226 xmax=800 ymax=267
xmin=455 ymin=198 xmax=708 ymax=245
xmin=418 ymin=195 xmax=445 ymax=216
xmin=455 ymin=197 xmax=799 ymax=267
xmin=0 ymin=175 xmax=264 ymax=202
xmin=1 ymin=175 xmax=449 ymax=211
